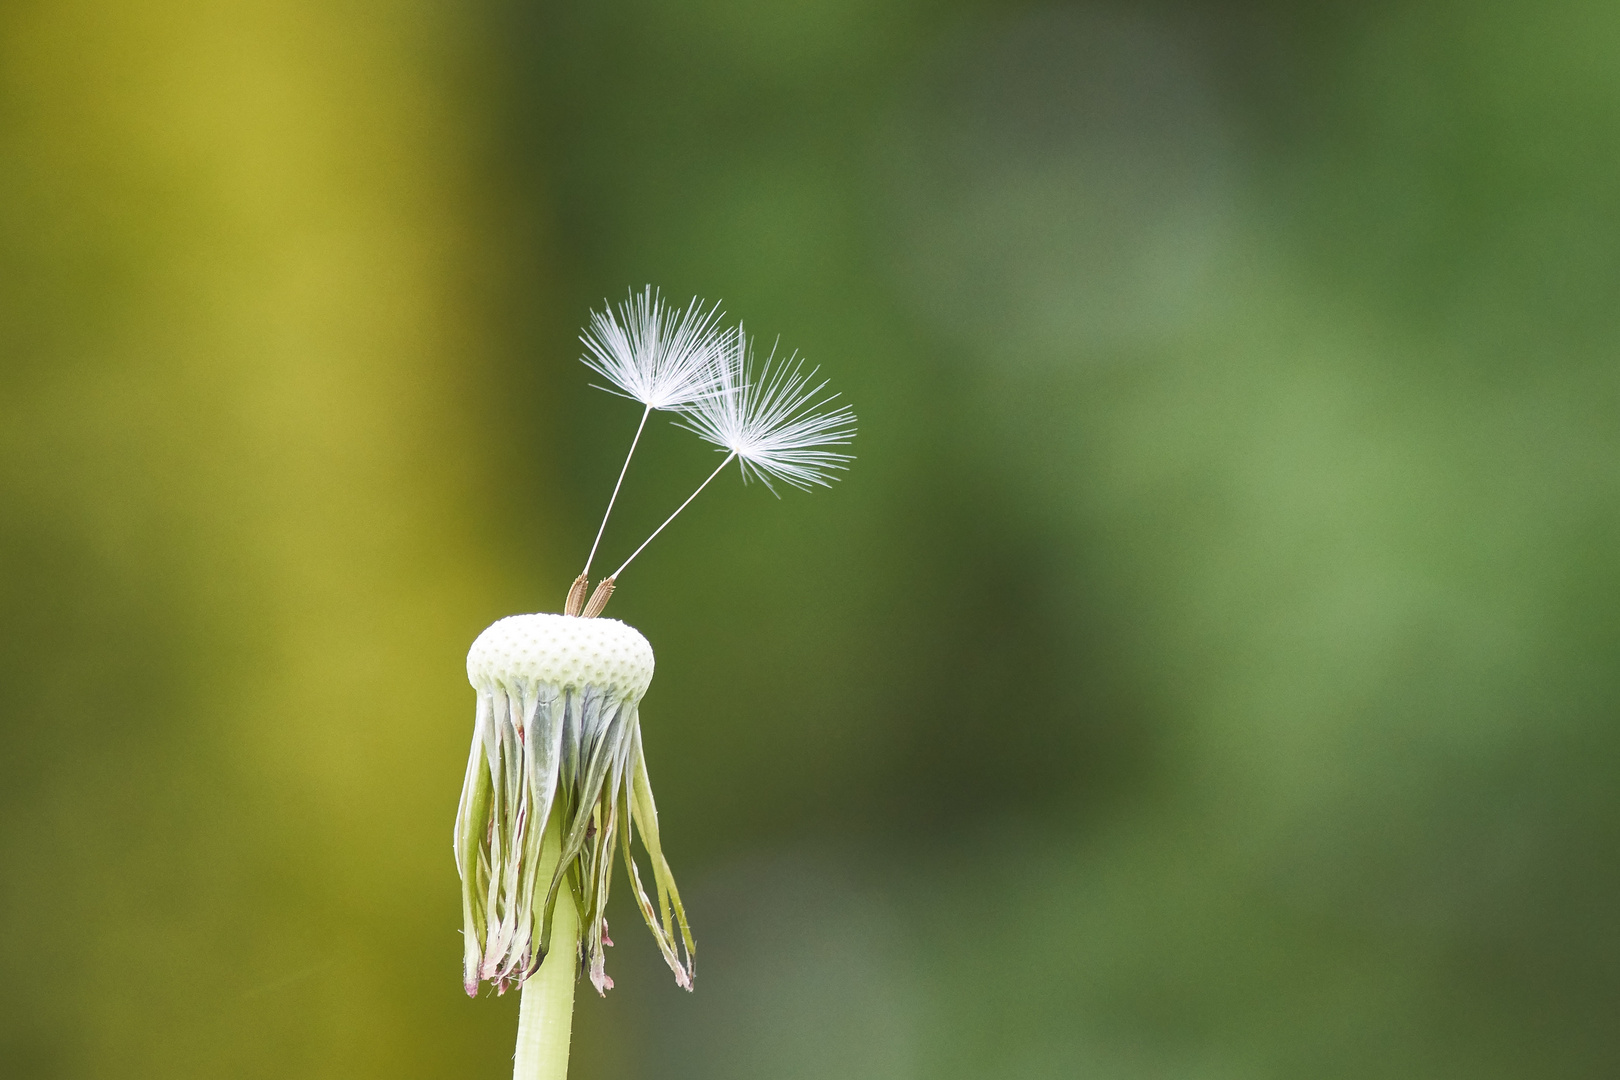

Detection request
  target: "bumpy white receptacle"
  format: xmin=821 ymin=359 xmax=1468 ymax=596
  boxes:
xmin=455 ymin=612 xmax=693 ymax=1003
xmin=467 ymin=614 xmax=655 ymax=699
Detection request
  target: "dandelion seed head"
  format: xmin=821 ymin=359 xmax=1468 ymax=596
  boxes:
xmin=581 ymin=286 xmax=727 ymax=411
xmin=679 ymin=326 xmax=857 ymax=493
xmin=457 ymin=613 xmax=693 ymax=1000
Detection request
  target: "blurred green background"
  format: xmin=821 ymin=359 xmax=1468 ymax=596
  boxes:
xmin=5 ymin=0 xmax=1620 ymax=1076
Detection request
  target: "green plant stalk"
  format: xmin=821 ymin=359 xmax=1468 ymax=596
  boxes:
xmin=512 ymin=813 xmax=579 ymax=1080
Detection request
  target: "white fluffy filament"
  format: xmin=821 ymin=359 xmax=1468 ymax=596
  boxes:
xmin=577 ymin=288 xmax=728 ymax=579
xmin=580 ymin=287 xmax=727 ymax=412
xmin=679 ymin=325 xmax=857 ymax=494
xmin=606 ymin=327 xmax=857 ymax=581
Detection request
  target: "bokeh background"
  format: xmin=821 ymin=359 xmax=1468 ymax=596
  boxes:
xmin=5 ymin=0 xmax=1620 ymax=1077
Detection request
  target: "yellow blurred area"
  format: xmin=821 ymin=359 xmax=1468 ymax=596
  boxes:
xmin=1 ymin=1 xmax=546 ymax=1073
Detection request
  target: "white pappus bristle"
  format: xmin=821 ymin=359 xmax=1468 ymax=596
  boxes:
xmin=580 ymin=286 xmax=728 ymax=411
xmin=679 ymin=325 xmax=857 ymax=494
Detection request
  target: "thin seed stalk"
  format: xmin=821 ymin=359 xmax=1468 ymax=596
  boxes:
xmin=611 ymin=452 xmax=735 ymax=580
xmin=512 ymin=811 xmax=579 ymax=1080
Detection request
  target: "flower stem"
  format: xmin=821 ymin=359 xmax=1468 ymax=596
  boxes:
xmin=512 ymin=813 xmax=580 ymax=1080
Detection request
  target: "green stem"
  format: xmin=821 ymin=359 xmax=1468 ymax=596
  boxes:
xmin=512 ymin=814 xmax=580 ymax=1080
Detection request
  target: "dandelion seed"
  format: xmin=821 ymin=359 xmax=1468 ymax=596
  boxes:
xmin=570 ymin=288 xmax=728 ymax=607
xmin=590 ymin=327 xmax=857 ymax=592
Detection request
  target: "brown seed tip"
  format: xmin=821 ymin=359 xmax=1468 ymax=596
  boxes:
xmin=564 ymin=573 xmax=589 ymax=617
xmin=581 ymin=577 xmax=616 ymax=618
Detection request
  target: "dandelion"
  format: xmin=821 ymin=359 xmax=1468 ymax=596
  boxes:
xmin=456 ymin=614 xmax=692 ymax=1077
xmin=455 ymin=293 xmax=853 ymax=1080
xmin=567 ymin=287 xmax=727 ymax=616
